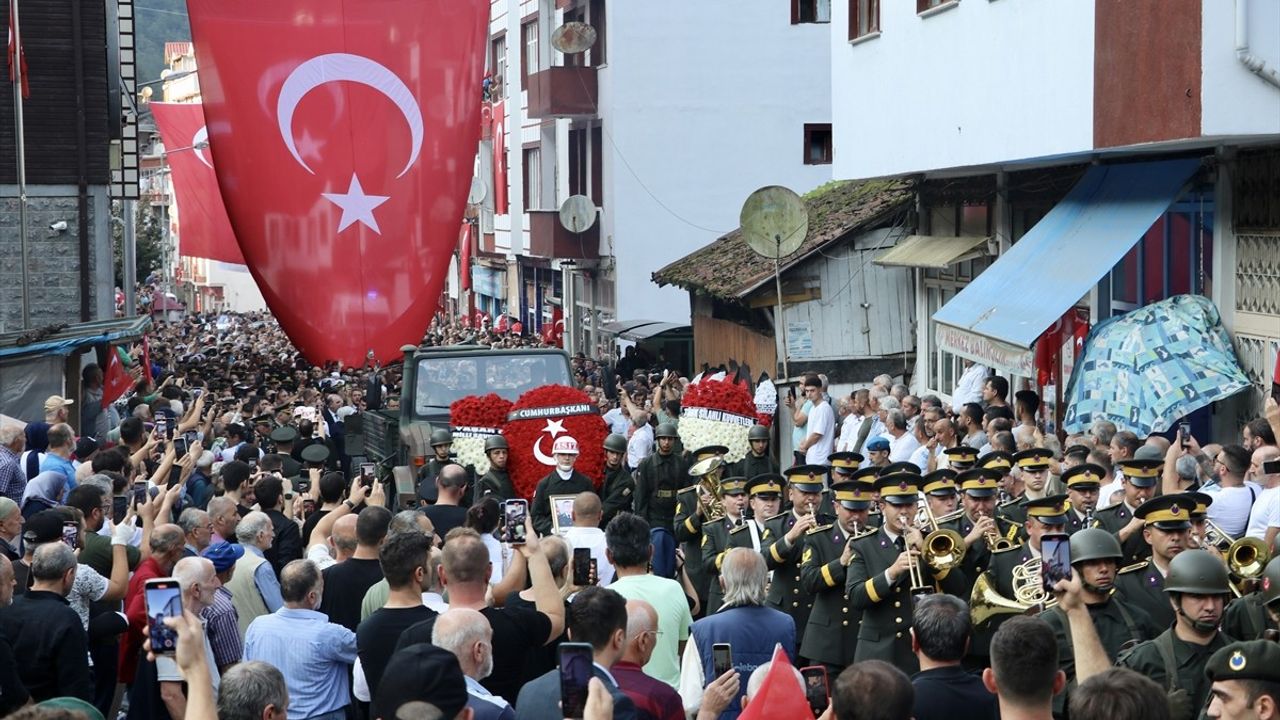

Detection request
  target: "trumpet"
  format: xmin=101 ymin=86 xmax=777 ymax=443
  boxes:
xmin=1196 ymin=519 xmax=1234 ymax=552
xmin=901 ymin=515 xmax=933 ymax=595
xmin=1226 ymin=536 xmax=1273 ymax=597
xmin=978 ymin=511 xmax=1014 ymax=552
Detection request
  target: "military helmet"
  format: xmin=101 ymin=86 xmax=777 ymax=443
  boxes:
xmin=603 ymin=434 xmax=628 ymax=454
xmin=655 ymin=423 xmax=679 ymax=439
xmin=1163 ymin=549 xmax=1231 ymax=595
xmin=430 ymin=428 xmax=453 ymax=447
xmin=484 ymin=435 xmax=509 ymax=453
xmin=1261 ymin=556 xmax=1280 ymax=608
xmin=747 ymin=424 xmax=770 ymax=442
xmin=1069 ymin=528 xmax=1123 ymax=565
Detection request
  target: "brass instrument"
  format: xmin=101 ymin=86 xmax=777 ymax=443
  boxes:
xmin=902 ymin=515 xmax=933 ymax=595
xmin=970 ymin=573 xmax=1032 ymax=627
xmin=920 ymin=501 xmax=967 ymax=572
xmin=1198 ymin=519 xmax=1234 ymax=552
xmin=978 ymin=511 xmax=1015 ymax=552
xmin=1226 ymin=536 xmax=1273 ymax=597
xmin=688 ymin=456 xmax=725 ymax=522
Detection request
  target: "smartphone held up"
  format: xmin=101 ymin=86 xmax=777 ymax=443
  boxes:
xmin=145 ymin=578 xmax=183 ymax=656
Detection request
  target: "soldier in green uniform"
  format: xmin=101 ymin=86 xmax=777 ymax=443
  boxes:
xmin=1115 ymin=493 xmax=1196 ymax=629
xmin=1118 ymin=549 xmax=1235 ymax=720
xmin=1185 ymin=491 xmax=1216 ymax=551
xmin=762 ymin=465 xmax=831 ymax=662
xmin=847 ymin=472 xmax=968 ymax=675
xmin=827 ymin=451 xmax=865 ymax=521
xmin=1204 ymin=639 xmax=1280 ymax=718
xmin=979 ymin=451 xmax=1021 ymax=525
xmin=1092 ymin=458 xmax=1162 ymax=565
xmin=1223 ymin=555 xmax=1280 ymax=641
xmin=799 ymin=477 xmax=875 ymax=673
xmin=633 ymin=423 xmax=684 ymax=532
xmin=919 ymin=469 xmax=959 ymax=528
xmin=598 ymin=433 xmax=634 ymax=526
xmin=1063 ymin=463 xmax=1106 ymax=535
xmin=854 ymin=466 xmax=883 ymax=530
xmin=942 ymin=446 xmax=978 ymax=472
xmin=475 ymin=434 xmax=515 ymax=501
xmin=416 ymin=428 xmax=459 ymax=504
xmin=1041 ymin=528 xmax=1160 ymax=716
xmin=943 ymin=468 xmax=1021 ymax=583
xmin=674 ymin=444 xmax=728 ymax=615
xmin=268 ymin=426 xmax=304 ymax=479
xmin=730 ymin=425 xmax=779 ymax=482
xmin=1006 ymin=448 xmax=1056 ymax=529
xmin=728 ymin=474 xmax=783 ymax=558
xmin=701 ymin=476 xmax=749 ymax=613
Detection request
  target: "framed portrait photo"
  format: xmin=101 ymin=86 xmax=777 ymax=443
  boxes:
xmin=551 ymin=494 xmax=577 ymax=535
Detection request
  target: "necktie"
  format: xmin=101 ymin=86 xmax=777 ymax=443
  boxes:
xmin=895 ymin=536 xmax=905 ymax=553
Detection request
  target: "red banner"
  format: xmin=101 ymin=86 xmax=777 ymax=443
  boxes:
xmin=459 ymin=223 xmax=473 ymax=291
xmin=150 ymin=103 xmax=245 ymax=265
xmin=102 ymin=350 xmax=132 ymax=408
xmin=187 ymin=0 xmax=488 ymax=365
xmin=492 ymin=100 xmax=508 ymax=215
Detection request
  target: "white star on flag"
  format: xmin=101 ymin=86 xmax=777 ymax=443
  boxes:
xmin=322 ymin=173 xmax=390 ymax=234
xmin=543 ymin=419 xmax=566 ymax=438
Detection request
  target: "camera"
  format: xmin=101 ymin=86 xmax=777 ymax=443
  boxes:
xmin=49 ymin=220 xmax=68 ymax=232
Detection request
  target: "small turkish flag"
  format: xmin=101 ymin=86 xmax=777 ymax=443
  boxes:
xmin=7 ymin=0 xmax=29 ymax=99
xmin=188 ymin=0 xmax=488 ymax=365
xmin=102 ymin=349 xmax=132 ymax=408
xmin=150 ymin=102 xmax=245 ymax=265
xmin=739 ymin=645 xmax=813 ymax=720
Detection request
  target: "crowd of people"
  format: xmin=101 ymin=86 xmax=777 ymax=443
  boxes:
xmin=0 ymin=310 xmax=1279 ymax=720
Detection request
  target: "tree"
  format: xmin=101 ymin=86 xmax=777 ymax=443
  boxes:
xmin=112 ymin=200 xmax=165 ymax=287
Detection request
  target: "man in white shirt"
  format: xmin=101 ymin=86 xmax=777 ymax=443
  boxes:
xmin=951 ymin=360 xmax=989 ymax=414
xmin=602 ymin=404 xmax=630 ymax=436
xmin=1245 ymin=446 xmax=1280 ymax=545
xmin=626 ymin=417 xmax=654 ymax=470
xmin=1207 ymin=445 xmax=1261 ymax=539
xmin=798 ymin=377 xmax=835 ymax=466
xmin=562 ymin=492 xmax=616 ymax=584
xmin=885 ymin=410 xmax=920 ymax=464
xmin=837 ymin=389 xmax=885 ymax=455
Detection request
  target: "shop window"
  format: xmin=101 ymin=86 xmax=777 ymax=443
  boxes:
xmin=793 ymin=0 xmax=831 ymax=23
xmin=804 ymin=124 xmax=833 ymax=165
xmin=849 ymin=0 xmax=880 ymax=39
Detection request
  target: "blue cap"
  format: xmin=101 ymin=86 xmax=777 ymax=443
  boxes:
xmin=202 ymin=541 xmax=245 ymax=572
xmin=866 ymin=438 xmax=890 ymax=452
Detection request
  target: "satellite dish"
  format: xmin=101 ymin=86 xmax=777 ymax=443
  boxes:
xmin=467 ymin=178 xmax=487 ymax=204
xmin=559 ymin=195 xmax=597 ymax=233
xmin=740 ymin=186 xmax=808 ymax=260
xmin=551 ymin=22 xmax=598 ymax=54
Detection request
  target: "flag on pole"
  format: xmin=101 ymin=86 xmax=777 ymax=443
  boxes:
xmin=7 ymin=0 xmax=28 ymax=99
xmin=141 ymin=336 xmax=154 ymax=385
xmin=102 ymin=350 xmax=133 ymax=408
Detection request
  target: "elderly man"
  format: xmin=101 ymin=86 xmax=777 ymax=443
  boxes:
xmin=142 ymin=556 xmax=224 ymax=720
xmin=0 ymin=498 xmax=22 ymax=561
xmin=121 ymin=522 xmax=186 ymax=686
xmin=614 ymin=600 xmax=684 ymax=720
xmin=217 ymin=661 xmax=290 ymax=720
xmin=179 ymin=507 xmax=214 ymax=558
xmin=432 ymin=608 xmax=513 ymax=720
xmin=245 ymin=560 xmax=357 ymax=720
xmin=0 ymin=424 xmax=25 ymax=505
xmin=227 ymin=511 xmax=283 ymax=635
xmin=39 ymin=422 xmax=78 ymax=496
xmin=679 ymin=548 xmax=795 ymax=720
xmin=201 ymin=541 xmax=245 ymax=673
xmin=207 ymin=496 xmax=241 ymax=546
xmin=0 ymin=542 xmax=91 ymax=702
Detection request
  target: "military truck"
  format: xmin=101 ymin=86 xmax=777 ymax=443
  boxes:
xmin=363 ymin=344 xmax=573 ymax=504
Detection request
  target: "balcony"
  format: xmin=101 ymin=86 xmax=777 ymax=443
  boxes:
xmin=526 ymin=66 xmax=598 ymax=119
xmin=528 ymin=209 xmax=600 ymax=260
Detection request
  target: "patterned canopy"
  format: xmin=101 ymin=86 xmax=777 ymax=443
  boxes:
xmin=1063 ymin=295 xmax=1251 ymax=436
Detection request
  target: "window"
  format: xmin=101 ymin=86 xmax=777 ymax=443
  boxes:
xmin=568 ymin=126 xmax=603 ymax=205
xmin=490 ymin=34 xmax=506 ymax=99
xmin=522 ymin=18 xmax=539 ymax=83
xmin=1100 ymin=196 xmax=1214 ymax=320
xmin=917 ymin=0 xmax=954 ymax=13
xmin=588 ymin=0 xmax=607 ymax=65
xmin=849 ymin=0 xmax=880 ymax=39
xmin=522 ymin=147 xmax=541 ymax=210
xmin=793 ymin=0 xmax=831 ymax=23
xmin=803 ymin=124 xmax=833 ymax=165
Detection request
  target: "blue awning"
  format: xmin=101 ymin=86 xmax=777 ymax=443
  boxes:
xmin=0 ymin=316 xmax=153 ymax=359
xmin=932 ymin=157 xmax=1201 ymax=374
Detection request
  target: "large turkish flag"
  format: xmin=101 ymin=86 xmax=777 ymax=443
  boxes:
xmin=187 ymin=0 xmax=488 ymax=365
xmin=149 ymin=102 xmax=245 ymax=265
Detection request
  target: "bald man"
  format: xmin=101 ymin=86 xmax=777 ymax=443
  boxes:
xmin=121 ymin=523 xmax=187 ymax=686
xmin=433 ymin=608 xmax=511 ymax=719
xmin=563 ymin=492 xmax=615 ymax=584
xmin=1246 ymin=445 xmax=1280 ymax=545
xmin=614 ymin=600 xmax=683 ymax=720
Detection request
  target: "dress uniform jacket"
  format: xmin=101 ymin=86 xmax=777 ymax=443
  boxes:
xmin=762 ymin=510 xmax=832 ymax=650
xmin=675 ymin=485 xmax=711 ymax=610
xmin=729 ymin=453 xmax=778 ymax=484
xmin=476 ymin=467 xmax=515 ymax=502
xmin=1065 ymin=509 xmax=1092 ymax=536
xmin=997 ymin=496 xmax=1027 ymax=526
xmin=599 ymin=463 xmax=635 ymax=527
xmin=1224 ymin=590 xmax=1277 ymax=640
xmin=530 ymin=470 xmax=595 ymax=537
xmin=1093 ymin=502 xmax=1152 ymax=565
xmin=633 ymin=451 xmax=683 ymax=531
xmin=1041 ymin=597 xmax=1159 ymax=716
xmin=1118 ymin=629 xmax=1233 ymax=719
xmin=701 ymin=516 xmax=748 ymax=613
xmin=799 ymin=523 xmax=867 ymax=668
xmin=846 ymin=526 xmax=968 ymax=674
xmin=1115 ymin=561 xmax=1174 ymax=629
xmin=941 ymin=513 xmax=1020 ymax=588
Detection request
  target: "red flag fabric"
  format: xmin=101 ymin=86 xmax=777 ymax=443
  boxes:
xmin=739 ymin=645 xmax=815 ymax=720
xmin=150 ymin=102 xmax=246 ymax=265
xmin=492 ymin=99 xmax=508 ymax=214
xmin=187 ymin=0 xmax=488 ymax=366
xmin=102 ymin=350 xmax=132 ymax=408
xmin=141 ymin=337 xmax=153 ymax=385
xmin=7 ymin=0 xmax=28 ymax=99
xmin=459 ymin=223 xmax=473 ymax=291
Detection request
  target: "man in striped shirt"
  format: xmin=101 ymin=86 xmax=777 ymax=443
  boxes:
xmin=201 ymin=541 xmax=244 ymax=673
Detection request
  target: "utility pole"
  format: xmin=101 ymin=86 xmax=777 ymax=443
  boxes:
xmin=11 ymin=0 xmax=31 ymax=328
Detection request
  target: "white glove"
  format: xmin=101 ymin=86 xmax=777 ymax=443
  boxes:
xmin=111 ymin=519 xmax=135 ymax=547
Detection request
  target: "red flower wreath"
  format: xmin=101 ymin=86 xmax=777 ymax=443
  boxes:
xmin=682 ymin=378 xmax=757 ymax=418
xmin=449 ymin=393 xmax=514 ymax=431
xmin=502 ymin=384 xmax=608 ymax=501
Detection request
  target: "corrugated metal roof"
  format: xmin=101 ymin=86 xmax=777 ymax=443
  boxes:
xmin=0 ymin=316 xmax=153 ymax=359
xmin=933 ymin=157 xmax=1202 ymax=351
xmin=874 ymin=235 xmax=990 ymax=269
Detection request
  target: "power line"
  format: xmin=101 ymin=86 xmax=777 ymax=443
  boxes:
xmin=135 ymin=4 xmax=189 ymax=18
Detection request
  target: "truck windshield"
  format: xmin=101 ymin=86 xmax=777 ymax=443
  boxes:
xmin=413 ymin=354 xmax=572 ymax=415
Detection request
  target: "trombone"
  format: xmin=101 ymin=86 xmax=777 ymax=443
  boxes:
xmin=904 ymin=507 xmax=967 ymax=593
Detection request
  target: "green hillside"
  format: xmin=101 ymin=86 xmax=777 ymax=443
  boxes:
xmin=135 ymin=0 xmax=190 ymax=89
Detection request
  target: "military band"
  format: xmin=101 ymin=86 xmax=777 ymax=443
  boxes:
xmin=799 ymin=477 xmax=875 ymax=672
xmin=762 ymin=466 xmax=833 ymax=658
xmin=1092 ymin=458 xmax=1163 ymax=565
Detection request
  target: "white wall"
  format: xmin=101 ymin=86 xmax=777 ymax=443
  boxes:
xmin=602 ymin=1 xmax=831 ymax=323
xmin=830 ymin=0 xmax=1094 ymax=180
xmin=209 ymin=262 xmax=266 ymax=313
xmin=1201 ymin=0 xmax=1280 ymax=138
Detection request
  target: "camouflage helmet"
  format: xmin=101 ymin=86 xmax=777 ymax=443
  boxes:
xmin=1261 ymin=556 xmax=1280 ymax=608
xmin=484 ymin=435 xmax=509 ymax=453
xmin=747 ymin=424 xmax=770 ymax=442
xmin=1068 ymin=528 xmax=1123 ymax=565
xmin=603 ymin=434 xmax=628 ymax=454
xmin=1164 ymin=549 xmax=1231 ymax=596
xmin=429 ymin=428 xmax=453 ymax=447
xmin=655 ymin=423 xmax=679 ymax=439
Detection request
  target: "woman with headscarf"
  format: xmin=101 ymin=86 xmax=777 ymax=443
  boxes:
xmin=20 ymin=470 xmax=65 ymax=520
xmin=19 ymin=423 xmax=48 ymax=480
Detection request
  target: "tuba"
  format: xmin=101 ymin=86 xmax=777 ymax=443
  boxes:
xmin=1226 ymin=536 xmax=1273 ymax=597
xmin=688 ymin=456 xmax=725 ymax=522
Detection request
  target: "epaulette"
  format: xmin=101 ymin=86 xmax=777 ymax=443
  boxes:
xmin=678 ymin=484 xmax=701 ymax=495
xmin=807 ymin=523 xmax=833 ymax=535
xmin=765 ymin=511 xmax=790 ymax=523
xmin=992 ymin=541 xmax=1024 ymax=554
xmin=730 ymin=523 xmax=750 ymax=535
xmin=1118 ymin=560 xmax=1149 ymax=575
